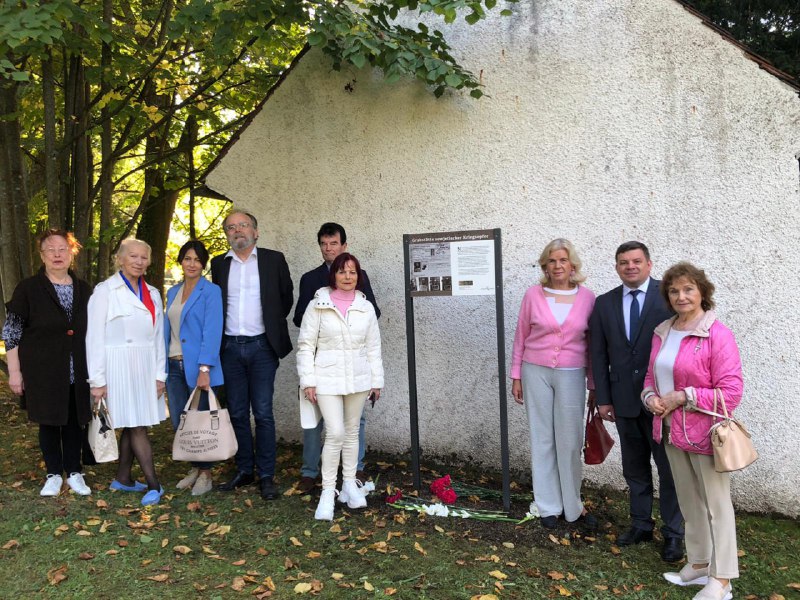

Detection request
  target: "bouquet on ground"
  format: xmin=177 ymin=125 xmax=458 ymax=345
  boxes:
xmin=385 ymin=475 xmax=526 ymax=523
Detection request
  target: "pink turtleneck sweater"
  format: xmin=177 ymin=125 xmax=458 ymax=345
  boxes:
xmin=329 ymin=288 xmax=356 ymax=316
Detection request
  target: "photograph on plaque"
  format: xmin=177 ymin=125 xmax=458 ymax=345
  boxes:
xmin=406 ymin=230 xmax=495 ymax=297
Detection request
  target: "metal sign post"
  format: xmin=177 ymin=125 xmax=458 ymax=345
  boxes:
xmin=403 ymin=228 xmax=510 ymax=511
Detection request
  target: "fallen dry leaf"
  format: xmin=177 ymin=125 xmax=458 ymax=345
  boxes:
xmin=787 ymin=583 xmax=800 ymax=590
xmin=257 ymin=547 xmax=270 ymax=556
xmin=555 ymin=584 xmax=572 ymax=596
xmin=76 ymin=530 xmax=92 ymax=537
xmin=548 ymin=534 xmax=560 ymax=545
xmin=489 ymin=570 xmax=508 ymax=580
xmin=96 ymin=499 xmax=108 ymax=509
xmin=187 ymin=501 xmax=201 ymax=512
xmin=86 ymin=518 xmax=102 ymax=526
xmin=105 ymin=549 xmax=119 ymax=555
xmin=384 ymin=588 xmax=397 ymax=596
xmin=329 ymin=524 xmax=342 ymax=534
xmin=414 ymin=541 xmax=427 ymax=555
xmin=306 ymin=551 xmax=321 ymax=559
xmin=232 ymin=559 xmax=246 ymax=566
xmin=146 ymin=574 xmax=169 ymax=582
xmin=610 ymin=545 xmax=621 ymax=555
xmin=331 ymin=573 xmax=345 ymax=581
xmin=161 ymin=538 xmax=169 ymax=548
xmin=173 ymin=545 xmax=192 ymax=555
xmin=47 ymin=565 xmax=68 ymax=585
xmin=2 ymin=540 xmax=19 ymax=550
xmin=768 ymin=595 xmax=785 ymax=600
xmin=294 ymin=582 xmax=312 ymax=594
xmin=78 ymin=552 xmax=95 ymax=560
xmin=231 ymin=577 xmax=246 ymax=591
xmin=502 ymin=542 xmax=514 ymax=548
xmin=289 ymin=537 xmax=303 ymax=547
xmin=548 ymin=571 xmax=565 ymax=580
xmin=364 ymin=581 xmax=375 ymax=591
xmin=470 ymin=595 xmax=499 ymax=600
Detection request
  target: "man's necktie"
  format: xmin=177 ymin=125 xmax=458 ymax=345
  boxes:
xmin=629 ymin=289 xmax=641 ymax=341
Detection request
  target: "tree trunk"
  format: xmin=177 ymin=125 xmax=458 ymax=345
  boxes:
xmin=41 ymin=49 xmax=61 ymax=228
xmin=97 ymin=0 xmax=114 ymax=281
xmin=136 ymin=168 xmax=179 ymax=295
xmin=0 ymin=81 xmax=24 ymax=303
xmin=72 ymin=66 xmax=91 ymax=279
xmin=1 ymin=80 xmax=33 ymax=280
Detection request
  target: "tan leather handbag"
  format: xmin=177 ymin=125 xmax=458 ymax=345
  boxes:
xmin=172 ymin=387 xmax=238 ymax=462
xmin=697 ymin=389 xmax=758 ymax=473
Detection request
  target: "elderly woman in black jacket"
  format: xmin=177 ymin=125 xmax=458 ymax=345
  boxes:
xmin=2 ymin=230 xmax=93 ymax=496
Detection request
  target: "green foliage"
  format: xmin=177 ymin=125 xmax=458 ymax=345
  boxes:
xmin=686 ymin=0 xmax=800 ymax=81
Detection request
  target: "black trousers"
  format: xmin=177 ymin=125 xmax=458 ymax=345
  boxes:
xmin=615 ymin=411 xmax=684 ymax=539
xmin=39 ymin=386 xmax=83 ymax=476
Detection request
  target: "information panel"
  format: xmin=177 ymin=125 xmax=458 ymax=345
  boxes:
xmin=406 ymin=229 xmax=495 ymax=296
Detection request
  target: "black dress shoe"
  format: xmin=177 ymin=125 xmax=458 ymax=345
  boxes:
xmin=260 ymin=477 xmax=278 ymax=500
xmin=217 ymin=472 xmax=254 ymax=492
xmin=617 ymin=526 xmax=654 ymax=546
xmin=541 ymin=515 xmax=559 ymax=529
xmin=574 ymin=512 xmax=598 ymax=532
xmin=661 ymin=537 xmax=683 ymax=562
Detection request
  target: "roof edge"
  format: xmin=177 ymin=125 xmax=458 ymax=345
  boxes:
xmin=673 ymin=0 xmax=800 ymax=93
xmin=201 ymin=43 xmax=312 ymax=190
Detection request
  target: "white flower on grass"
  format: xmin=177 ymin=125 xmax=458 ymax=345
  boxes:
xmin=527 ymin=502 xmax=540 ymax=518
xmin=424 ymin=503 xmax=450 ymax=517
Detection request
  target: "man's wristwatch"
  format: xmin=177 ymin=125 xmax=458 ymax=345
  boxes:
xmin=199 ymin=366 xmax=210 ymax=373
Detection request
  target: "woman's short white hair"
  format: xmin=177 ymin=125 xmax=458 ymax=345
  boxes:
xmin=537 ymin=238 xmax=587 ymax=285
xmin=115 ymin=238 xmax=152 ymax=269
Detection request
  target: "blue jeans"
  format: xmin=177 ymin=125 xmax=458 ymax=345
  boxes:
xmin=301 ymin=407 xmax=366 ymax=478
xmin=166 ymin=358 xmax=213 ymax=470
xmin=221 ymin=335 xmax=279 ymax=479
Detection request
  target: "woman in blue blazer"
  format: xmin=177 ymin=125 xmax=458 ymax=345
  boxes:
xmin=164 ymin=241 xmax=224 ymax=495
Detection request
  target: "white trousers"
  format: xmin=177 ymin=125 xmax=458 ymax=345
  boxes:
xmin=521 ymin=362 xmax=586 ymax=521
xmin=665 ymin=443 xmax=739 ymax=579
xmin=317 ymin=391 xmax=369 ymax=491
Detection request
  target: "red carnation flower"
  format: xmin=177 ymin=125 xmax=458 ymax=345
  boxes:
xmin=386 ymin=490 xmax=403 ymax=504
xmin=439 ymin=488 xmax=457 ymax=505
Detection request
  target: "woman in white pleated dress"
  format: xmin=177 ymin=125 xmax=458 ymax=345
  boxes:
xmin=86 ymin=238 xmax=167 ymax=506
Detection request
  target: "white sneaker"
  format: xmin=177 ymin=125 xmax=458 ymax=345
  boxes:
xmin=664 ymin=563 xmax=710 ymax=587
xmin=66 ymin=473 xmax=92 ymax=495
xmin=692 ymin=578 xmax=732 ymax=600
xmin=340 ymin=480 xmax=367 ymax=509
xmin=315 ymin=489 xmax=336 ymax=521
xmin=40 ymin=474 xmax=63 ymax=497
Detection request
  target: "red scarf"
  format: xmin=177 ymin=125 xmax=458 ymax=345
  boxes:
xmin=140 ymin=277 xmax=156 ymax=324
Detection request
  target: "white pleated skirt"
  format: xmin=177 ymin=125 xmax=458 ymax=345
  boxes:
xmin=105 ymin=345 xmax=166 ymax=428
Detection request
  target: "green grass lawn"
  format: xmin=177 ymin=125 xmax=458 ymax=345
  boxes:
xmin=0 ymin=377 xmax=797 ymax=599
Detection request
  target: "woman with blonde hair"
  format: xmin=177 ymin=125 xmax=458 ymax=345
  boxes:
xmin=86 ymin=238 xmax=167 ymax=506
xmin=2 ymin=230 xmax=93 ymax=496
xmin=510 ymin=238 xmax=597 ymax=530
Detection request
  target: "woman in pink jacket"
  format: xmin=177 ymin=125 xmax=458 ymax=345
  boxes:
xmin=511 ymin=239 xmax=597 ymax=531
xmin=642 ymin=262 xmax=743 ymax=600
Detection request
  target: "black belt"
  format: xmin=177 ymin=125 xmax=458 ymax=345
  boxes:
xmin=224 ymin=334 xmax=266 ymax=343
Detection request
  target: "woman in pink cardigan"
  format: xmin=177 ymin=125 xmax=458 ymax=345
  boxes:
xmin=511 ymin=239 xmax=597 ymax=531
xmin=642 ymin=262 xmax=743 ymax=600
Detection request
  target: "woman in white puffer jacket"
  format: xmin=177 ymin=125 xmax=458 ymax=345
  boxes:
xmin=296 ymin=253 xmax=384 ymax=521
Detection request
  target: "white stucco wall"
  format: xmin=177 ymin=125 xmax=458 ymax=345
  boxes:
xmin=206 ymin=0 xmax=800 ymax=515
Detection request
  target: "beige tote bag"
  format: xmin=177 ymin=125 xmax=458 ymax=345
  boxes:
xmin=172 ymin=387 xmax=238 ymax=462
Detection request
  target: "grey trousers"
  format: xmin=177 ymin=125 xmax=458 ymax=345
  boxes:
xmin=521 ymin=362 xmax=587 ymax=521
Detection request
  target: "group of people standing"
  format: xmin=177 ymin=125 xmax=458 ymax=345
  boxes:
xmin=2 ymin=213 xmax=384 ymax=520
xmin=511 ymin=239 xmax=742 ymax=600
xmin=3 ymin=222 xmax=743 ymax=600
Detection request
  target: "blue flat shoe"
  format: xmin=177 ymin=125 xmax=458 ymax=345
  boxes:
xmin=141 ymin=486 xmax=165 ymax=506
xmin=110 ymin=479 xmax=148 ymax=492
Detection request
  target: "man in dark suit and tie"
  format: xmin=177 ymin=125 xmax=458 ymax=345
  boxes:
xmin=293 ymin=223 xmax=380 ymax=493
xmin=589 ymin=241 xmax=684 ymax=562
xmin=210 ymin=210 xmax=294 ymax=500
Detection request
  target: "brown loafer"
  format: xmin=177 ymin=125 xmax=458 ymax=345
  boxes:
xmin=298 ymin=476 xmax=317 ymax=494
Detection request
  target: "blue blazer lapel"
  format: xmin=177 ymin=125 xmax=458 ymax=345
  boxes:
xmin=180 ymin=278 xmax=204 ymax=328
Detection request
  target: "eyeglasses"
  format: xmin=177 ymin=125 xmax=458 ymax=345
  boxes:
xmin=223 ymin=222 xmax=253 ymax=233
xmin=42 ymin=247 xmax=70 ymax=255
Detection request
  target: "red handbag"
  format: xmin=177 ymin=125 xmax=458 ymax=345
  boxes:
xmin=584 ymin=396 xmax=615 ymax=465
